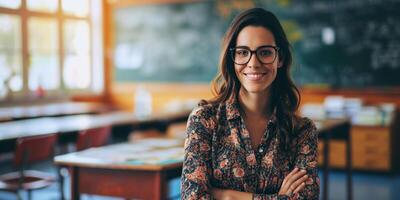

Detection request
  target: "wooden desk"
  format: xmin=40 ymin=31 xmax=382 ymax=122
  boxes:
xmin=0 ymin=102 xmax=110 ymax=122
xmin=0 ymin=110 xmax=191 ymax=154
xmin=315 ymin=119 xmax=352 ymax=200
xmin=54 ymin=138 xmax=184 ymax=200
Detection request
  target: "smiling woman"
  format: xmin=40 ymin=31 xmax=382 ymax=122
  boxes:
xmin=181 ymin=8 xmax=320 ymax=200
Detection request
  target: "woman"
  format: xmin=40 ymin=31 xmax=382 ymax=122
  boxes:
xmin=181 ymin=8 xmax=319 ymax=200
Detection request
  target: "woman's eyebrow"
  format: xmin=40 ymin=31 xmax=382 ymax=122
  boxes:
xmin=235 ymin=45 xmax=250 ymax=49
xmin=235 ymin=45 xmax=275 ymax=49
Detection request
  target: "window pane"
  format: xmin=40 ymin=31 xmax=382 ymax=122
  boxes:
xmin=62 ymin=0 xmax=89 ymax=17
xmin=0 ymin=0 xmax=21 ymax=9
xmin=63 ymin=20 xmax=90 ymax=89
xmin=0 ymin=14 xmax=22 ymax=99
xmin=27 ymin=0 xmax=58 ymax=13
xmin=28 ymin=17 xmax=59 ymax=91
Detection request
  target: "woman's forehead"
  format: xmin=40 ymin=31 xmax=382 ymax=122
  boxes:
xmin=236 ymin=26 xmax=276 ymax=47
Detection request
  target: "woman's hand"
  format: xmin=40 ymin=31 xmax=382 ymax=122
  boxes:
xmin=279 ymin=167 xmax=309 ymax=196
xmin=211 ymin=167 xmax=308 ymax=199
xmin=212 ymin=188 xmax=252 ymax=200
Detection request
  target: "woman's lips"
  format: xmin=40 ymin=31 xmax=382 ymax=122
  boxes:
xmin=243 ymin=72 xmax=267 ymax=81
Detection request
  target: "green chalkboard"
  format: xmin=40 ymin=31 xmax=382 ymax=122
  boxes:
xmin=113 ymin=0 xmax=400 ymax=87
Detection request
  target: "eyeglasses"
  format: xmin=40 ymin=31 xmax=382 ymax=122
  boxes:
xmin=229 ymin=45 xmax=280 ymax=65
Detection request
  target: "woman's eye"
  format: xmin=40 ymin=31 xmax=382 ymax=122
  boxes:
xmin=236 ymin=50 xmax=249 ymax=57
xmin=259 ymin=49 xmax=273 ymax=57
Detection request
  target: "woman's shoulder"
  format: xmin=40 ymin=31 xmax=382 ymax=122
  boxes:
xmin=293 ymin=116 xmax=317 ymax=138
xmin=189 ymin=100 xmax=219 ymax=120
xmin=187 ymin=100 xmax=220 ymax=132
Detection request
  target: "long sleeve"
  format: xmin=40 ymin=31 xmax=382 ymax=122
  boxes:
xmin=291 ymin=118 xmax=320 ymax=200
xmin=181 ymin=108 xmax=214 ymax=200
xmin=253 ymin=118 xmax=319 ymax=200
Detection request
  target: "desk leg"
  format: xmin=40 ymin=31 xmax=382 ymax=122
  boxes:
xmin=153 ymin=171 xmax=167 ymax=200
xmin=154 ymin=167 xmax=181 ymax=200
xmin=70 ymin=167 xmax=80 ymax=200
xmin=323 ymin=135 xmax=329 ymax=200
xmin=347 ymin=135 xmax=353 ymax=200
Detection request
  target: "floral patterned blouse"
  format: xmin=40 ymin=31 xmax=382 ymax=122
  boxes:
xmin=181 ymin=97 xmax=320 ymax=200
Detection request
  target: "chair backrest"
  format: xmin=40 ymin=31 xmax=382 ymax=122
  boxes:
xmin=76 ymin=126 xmax=111 ymax=151
xmin=14 ymin=134 xmax=57 ymax=167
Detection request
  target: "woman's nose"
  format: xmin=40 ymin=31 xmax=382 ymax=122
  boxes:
xmin=247 ymin=53 xmax=261 ymax=68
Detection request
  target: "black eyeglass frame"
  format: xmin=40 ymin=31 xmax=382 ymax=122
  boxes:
xmin=229 ymin=45 xmax=280 ymax=65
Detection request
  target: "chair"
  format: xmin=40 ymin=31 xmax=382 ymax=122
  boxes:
xmin=0 ymin=134 xmax=57 ymax=200
xmin=76 ymin=126 xmax=112 ymax=151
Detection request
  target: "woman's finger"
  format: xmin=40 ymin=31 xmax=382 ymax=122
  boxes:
xmin=287 ymin=169 xmax=307 ymax=186
xmin=293 ymin=182 xmax=306 ymax=194
xmin=282 ymin=167 xmax=299 ymax=188
xmin=280 ymin=168 xmax=307 ymax=195
xmin=290 ymin=174 xmax=308 ymax=190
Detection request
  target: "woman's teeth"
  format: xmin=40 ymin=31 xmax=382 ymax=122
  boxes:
xmin=244 ymin=73 xmax=266 ymax=81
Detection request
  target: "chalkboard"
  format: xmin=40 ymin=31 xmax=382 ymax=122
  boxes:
xmin=113 ymin=0 xmax=400 ymax=87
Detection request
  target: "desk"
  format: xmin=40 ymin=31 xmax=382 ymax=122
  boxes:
xmin=0 ymin=110 xmax=191 ymax=154
xmin=315 ymin=119 xmax=352 ymax=200
xmin=0 ymin=102 xmax=110 ymax=122
xmin=54 ymin=138 xmax=184 ymax=200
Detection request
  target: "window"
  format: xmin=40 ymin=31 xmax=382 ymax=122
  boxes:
xmin=0 ymin=0 xmax=103 ymax=101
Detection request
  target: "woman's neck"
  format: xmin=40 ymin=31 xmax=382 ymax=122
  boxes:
xmin=238 ymin=87 xmax=271 ymax=119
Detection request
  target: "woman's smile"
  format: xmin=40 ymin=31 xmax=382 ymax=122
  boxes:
xmin=243 ymin=72 xmax=267 ymax=81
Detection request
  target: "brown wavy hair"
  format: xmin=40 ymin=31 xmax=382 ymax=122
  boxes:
xmin=207 ymin=8 xmax=301 ymax=150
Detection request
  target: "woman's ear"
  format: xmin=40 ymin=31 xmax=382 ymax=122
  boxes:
xmin=278 ymin=60 xmax=283 ymax=68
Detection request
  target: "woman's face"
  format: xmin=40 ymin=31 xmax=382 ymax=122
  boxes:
xmin=233 ymin=26 xmax=281 ymax=94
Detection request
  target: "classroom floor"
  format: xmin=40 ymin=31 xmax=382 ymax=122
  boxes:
xmin=0 ymin=160 xmax=399 ymax=200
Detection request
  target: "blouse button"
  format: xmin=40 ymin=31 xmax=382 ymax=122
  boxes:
xmin=259 ymin=148 xmax=263 ymax=153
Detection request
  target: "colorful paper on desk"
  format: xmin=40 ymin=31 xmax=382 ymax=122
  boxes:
xmin=75 ymin=140 xmax=184 ymax=165
xmin=76 ymin=144 xmax=151 ymax=163
xmin=123 ymin=147 xmax=184 ymax=165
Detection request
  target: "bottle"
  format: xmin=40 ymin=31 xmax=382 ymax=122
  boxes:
xmin=134 ymin=85 xmax=152 ymax=118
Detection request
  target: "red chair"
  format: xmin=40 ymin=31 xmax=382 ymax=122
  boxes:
xmin=58 ymin=126 xmax=112 ymax=199
xmin=76 ymin=126 xmax=111 ymax=151
xmin=0 ymin=134 xmax=57 ymax=200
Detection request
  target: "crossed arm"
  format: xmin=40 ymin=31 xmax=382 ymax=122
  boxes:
xmin=212 ymin=167 xmax=310 ymax=200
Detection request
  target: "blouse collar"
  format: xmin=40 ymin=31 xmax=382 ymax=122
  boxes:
xmin=225 ymin=95 xmax=277 ymax=126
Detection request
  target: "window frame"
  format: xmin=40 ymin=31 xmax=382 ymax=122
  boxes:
xmin=0 ymin=0 xmax=103 ymax=105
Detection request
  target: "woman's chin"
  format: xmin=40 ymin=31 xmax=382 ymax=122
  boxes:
xmin=242 ymin=86 xmax=270 ymax=94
